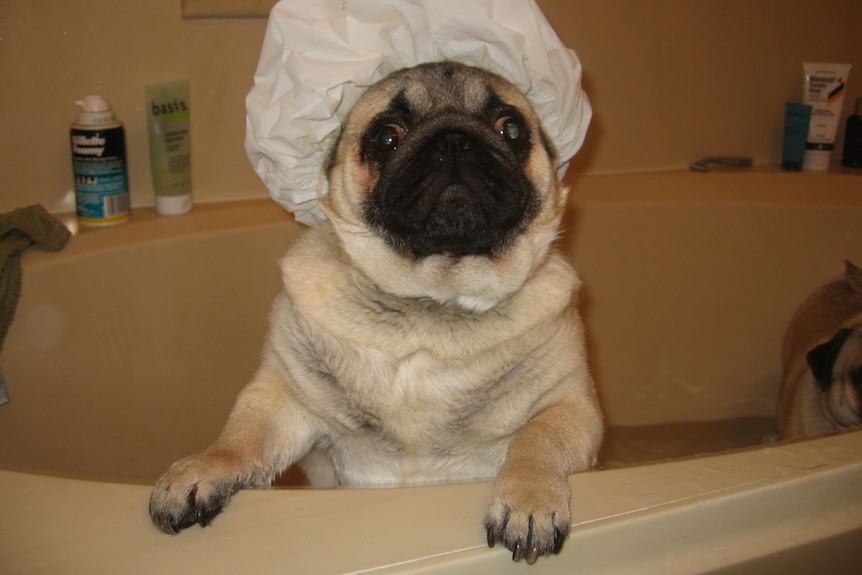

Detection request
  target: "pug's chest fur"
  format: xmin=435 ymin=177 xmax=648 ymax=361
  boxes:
xmin=333 ymin=342 xmax=533 ymax=436
xmin=320 ymin=348 xmax=523 ymax=484
xmin=277 ymin=300 xmax=553 ymax=484
xmin=271 ymin=226 xmax=581 ymax=484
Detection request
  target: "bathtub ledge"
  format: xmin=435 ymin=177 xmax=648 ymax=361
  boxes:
xmin=29 ymin=168 xmax=862 ymax=269
xmin=2 ymin=429 xmax=861 ymax=574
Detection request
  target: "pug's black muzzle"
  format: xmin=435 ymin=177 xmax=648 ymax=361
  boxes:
xmin=364 ymin=114 xmax=539 ymax=258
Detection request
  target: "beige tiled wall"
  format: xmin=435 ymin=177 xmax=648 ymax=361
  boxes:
xmin=1 ymin=0 xmax=860 ymax=214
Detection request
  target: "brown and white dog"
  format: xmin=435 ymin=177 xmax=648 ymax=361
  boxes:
xmin=149 ymin=62 xmax=603 ymax=564
xmin=777 ymin=260 xmax=862 ymax=439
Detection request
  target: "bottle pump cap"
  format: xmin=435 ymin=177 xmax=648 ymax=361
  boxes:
xmin=75 ymin=95 xmax=117 ymax=126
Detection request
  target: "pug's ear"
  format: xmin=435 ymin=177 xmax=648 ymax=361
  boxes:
xmin=807 ymin=328 xmax=854 ymax=391
xmin=844 ymin=260 xmax=862 ymax=293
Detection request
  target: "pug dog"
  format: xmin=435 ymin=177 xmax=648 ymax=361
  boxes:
xmin=149 ymin=62 xmax=603 ymax=564
xmin=777 ymin=260 xmax=862 ymax=439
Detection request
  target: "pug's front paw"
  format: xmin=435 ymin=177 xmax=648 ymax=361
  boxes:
xmin=148 ymin=451 xmax=247 ymax=534
xmin=484 ymin=475 xmax=571 ymax=564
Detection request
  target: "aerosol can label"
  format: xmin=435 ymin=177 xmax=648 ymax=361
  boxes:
xmin=71 ymin=125 xmax=130 ymax=225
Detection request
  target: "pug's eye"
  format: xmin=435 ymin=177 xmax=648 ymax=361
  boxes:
xmin=371 ymin=123 xmax=407 ymax=153
xmin=495 ymin=116 xmax=522 ymax=142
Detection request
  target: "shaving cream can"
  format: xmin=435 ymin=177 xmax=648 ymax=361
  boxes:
xmin=71 ymin=95 xmax=130 ymax=226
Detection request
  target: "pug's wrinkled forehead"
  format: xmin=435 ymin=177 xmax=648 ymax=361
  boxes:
xmin=385 ymin=62 xmax=527 ymax=117
xmin=342 ymin=62 xmax=542 ymax=141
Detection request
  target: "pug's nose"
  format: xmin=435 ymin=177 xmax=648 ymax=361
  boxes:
xmin=433 ymin=131 xmax=474 ymax=157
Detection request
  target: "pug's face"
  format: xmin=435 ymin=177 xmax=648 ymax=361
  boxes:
xmin=807 ymin=326 xmax=862 ymax=430
xmin=322 ymin=62 xmax=570 ymax=311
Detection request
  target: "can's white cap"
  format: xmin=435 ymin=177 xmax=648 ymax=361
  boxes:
xmin=802 ymin=149 xmax=832 ymax=171
xmin=155 ymin=194 xmax=192 ymax=216
xmin=75 ymin=95 xmax=117 ymax=126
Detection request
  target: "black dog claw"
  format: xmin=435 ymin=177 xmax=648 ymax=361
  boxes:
xmin=526 ymin=544 xmax=540 ymax=565
xmin=512 ymin=541 xmax=523 ymax=562
xmin=553 ymin=526 xmax=567 ymax=554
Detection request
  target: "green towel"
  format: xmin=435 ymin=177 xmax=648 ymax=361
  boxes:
xmin=0 ymin=205 xmax=72 ymax=357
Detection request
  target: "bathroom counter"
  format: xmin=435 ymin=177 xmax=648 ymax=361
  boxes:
xmin=2 ymin=429 xmax=861 ymax=574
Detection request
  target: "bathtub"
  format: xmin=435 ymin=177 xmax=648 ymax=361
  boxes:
xmin=2 ymin=169 xmax=861 ymax=574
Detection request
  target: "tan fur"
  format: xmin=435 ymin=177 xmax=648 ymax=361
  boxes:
xmin=150 ymin=62 xmax=602 ymax=564
xmin=777 ymin=261 xmax=862 ymax=439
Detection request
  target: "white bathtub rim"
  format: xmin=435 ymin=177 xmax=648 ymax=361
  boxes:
xmin=2 ymin=429 xmax=860 ymax=575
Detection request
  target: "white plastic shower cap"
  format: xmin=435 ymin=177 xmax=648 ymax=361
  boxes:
xmin=245 ymin=0 xmax=591 ymax=225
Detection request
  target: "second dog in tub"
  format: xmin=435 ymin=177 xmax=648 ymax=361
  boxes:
xmin=778 ymin=260 xmax=862 ymax=439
